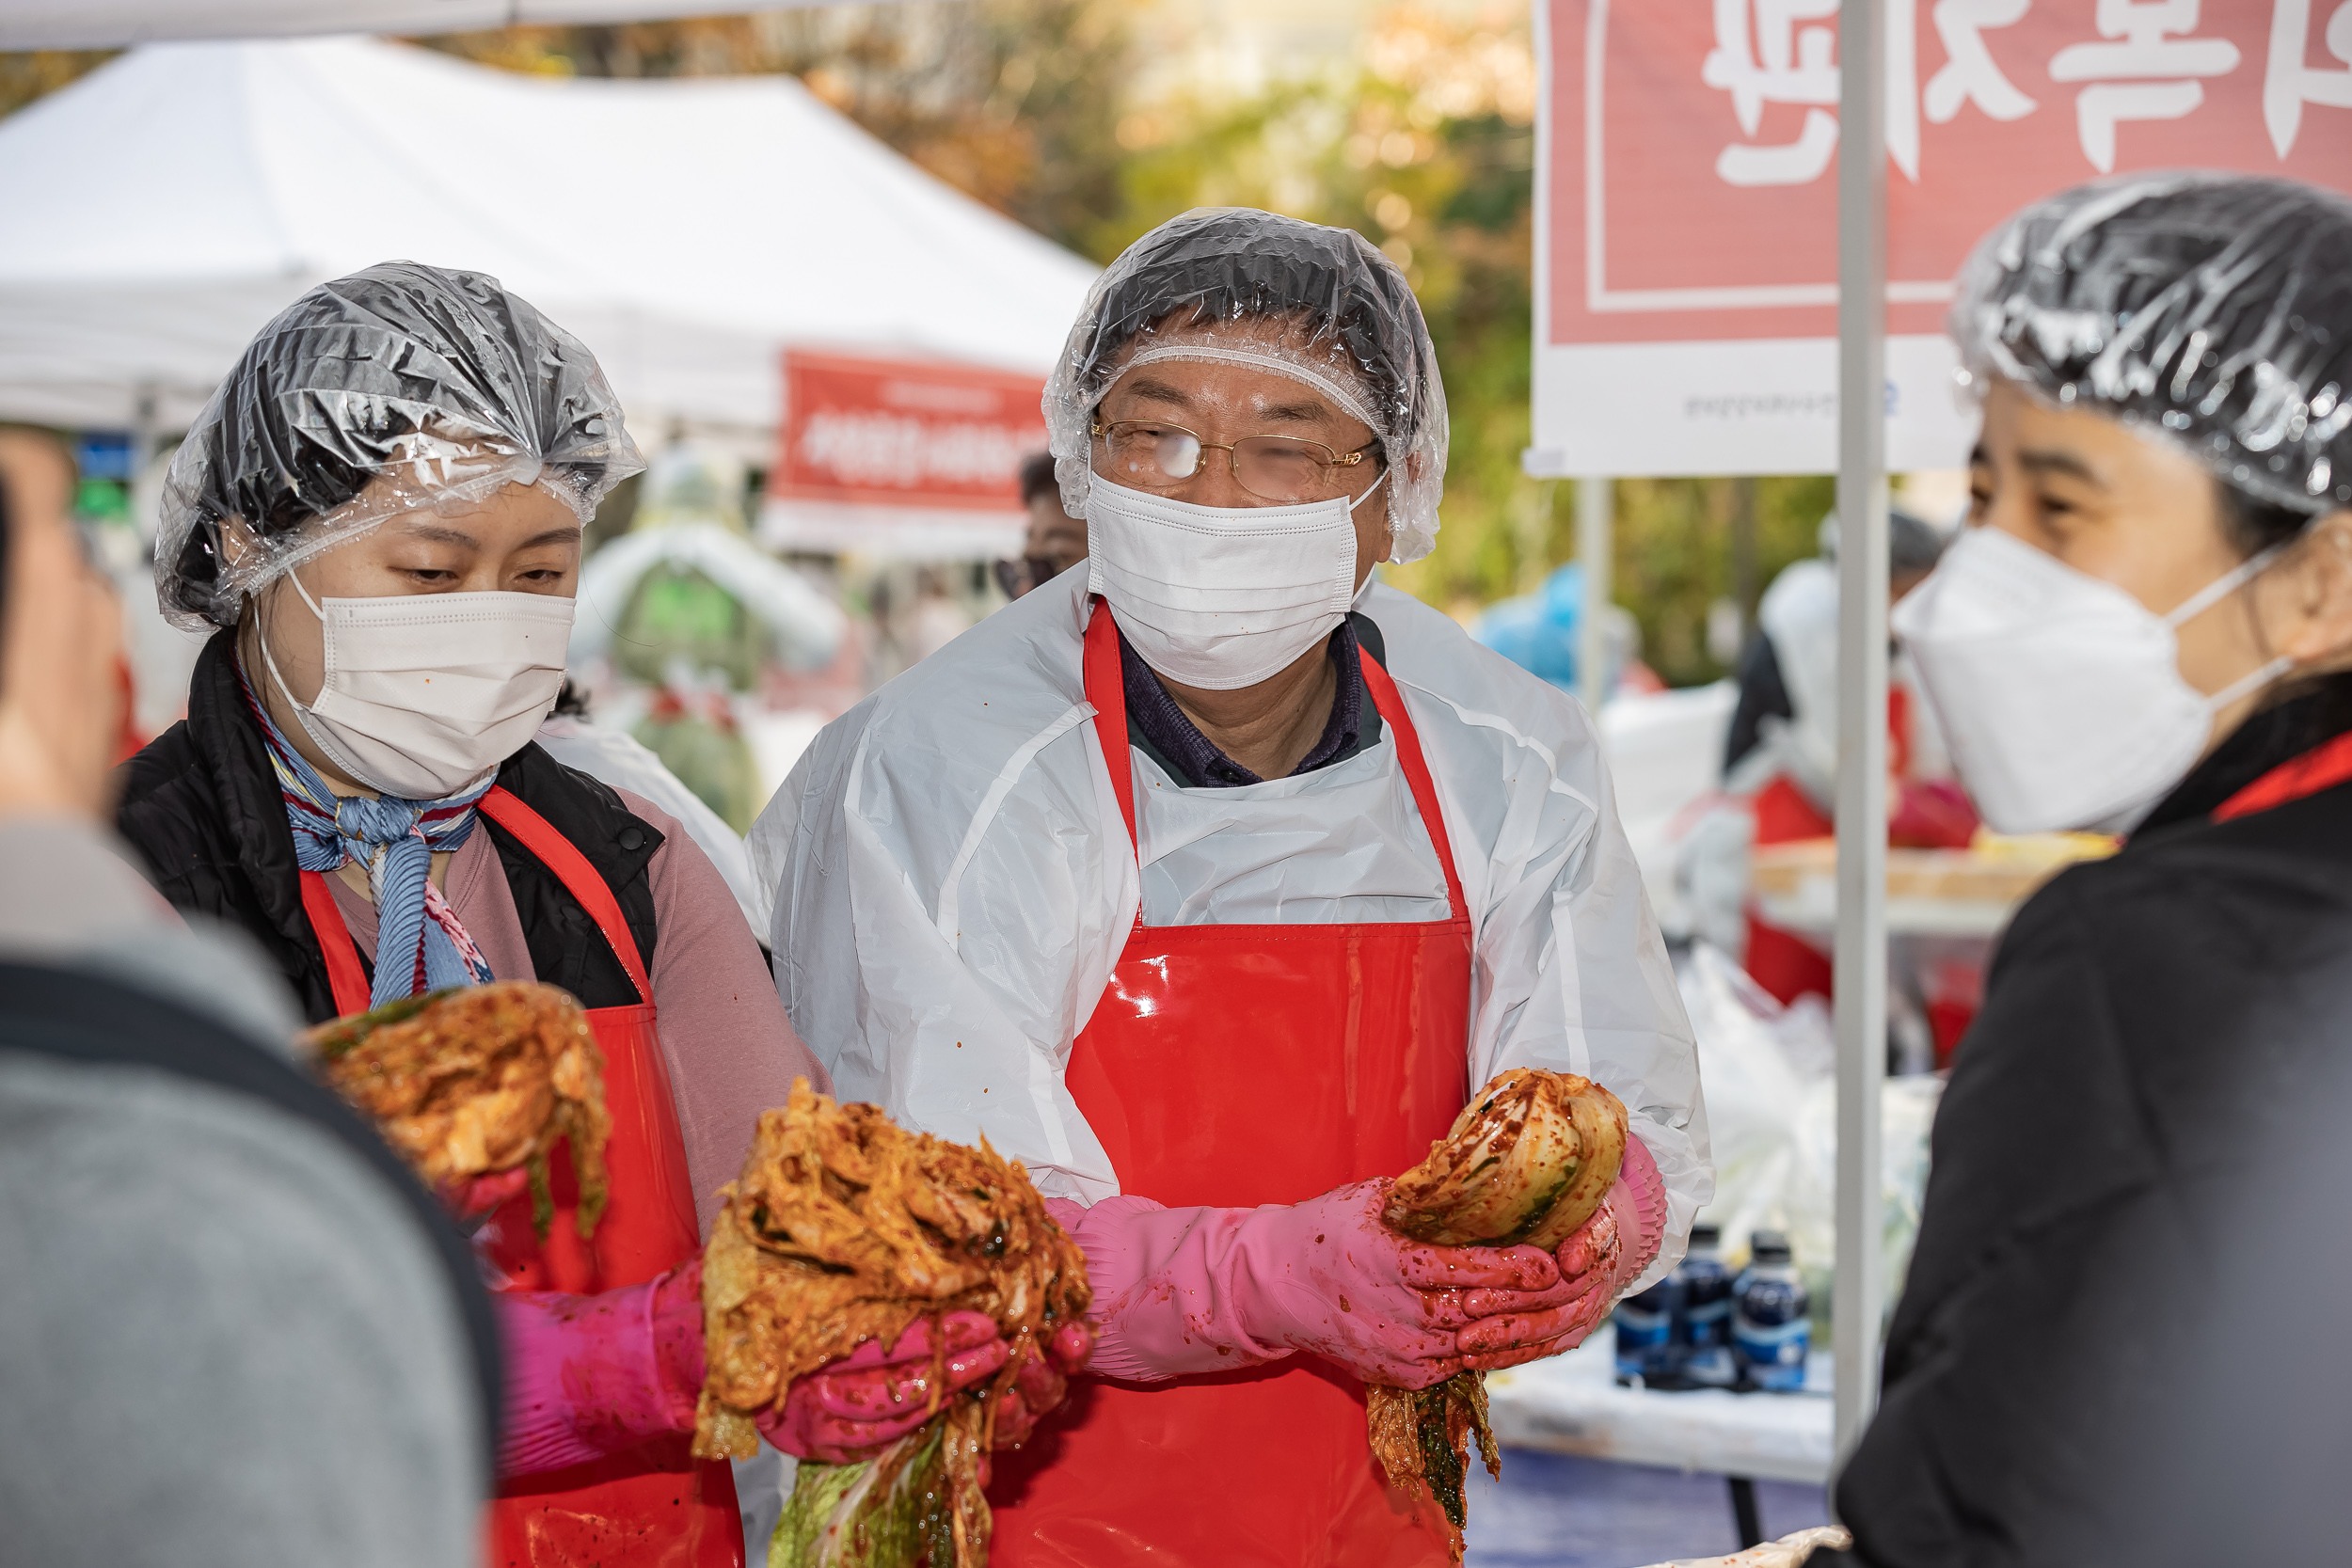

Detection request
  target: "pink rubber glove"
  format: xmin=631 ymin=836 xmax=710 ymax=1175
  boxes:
xmin=1455 ymin=1132 xmax=1671 ymax=1370
xmin=764 ymin=1311 xmax=1013 ymax=1463
xmin=987 ymin=1320 xmax=1095 ymax=1449
xmin=495 ymin=1261 xmax=1019 ymax=1475
xmin=1049 ymin=1180 xmax=1571 ymax=1391
xmin=495 ymin=1259 xmax=708 ymax=1476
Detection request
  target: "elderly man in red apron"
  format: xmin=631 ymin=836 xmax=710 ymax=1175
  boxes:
xmin=754 ymin=209 xmax=1710 ymax=1566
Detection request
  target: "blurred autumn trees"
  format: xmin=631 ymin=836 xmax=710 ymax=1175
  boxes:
xmin=413 ymin=1 xmax=1831 ymax=683
xmin=420 ymin=4 xmax=1128 ymax=253
xmin=2 ymin=3 xmax=1843 ymax=685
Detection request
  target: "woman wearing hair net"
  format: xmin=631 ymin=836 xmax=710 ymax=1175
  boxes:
xmin=749 ymin=209 xmax=1708 ymax=1564
xmin=1801 ymin=174 xmax=2352 ymax=1566
xmin=112 ymin=264 xmax=1065 ymax=1568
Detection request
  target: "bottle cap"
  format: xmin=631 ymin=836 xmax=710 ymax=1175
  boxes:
xmin=1691 ymin=1224 xmax=1721 ymax=1247
xmin=1750 ymin=1229 xmax=1793 ymax=1264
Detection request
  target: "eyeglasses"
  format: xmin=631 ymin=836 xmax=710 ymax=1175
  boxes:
xmin=1090 ymin=419 xmax=1378 ymax=505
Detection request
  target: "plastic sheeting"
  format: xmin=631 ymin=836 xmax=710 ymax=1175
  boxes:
xmin=156 ymin=261 xmax=643 ymax=631
xmin=750 ymin=567 xmax=1710 ymax=1289
xmin=1677 ymin=945 xmax=1941 ymax=1303
xmin=1953 ymin=172 xmax=2352 ymax=515
xmin=1043 ymin=209 xmax=1449 ymax=562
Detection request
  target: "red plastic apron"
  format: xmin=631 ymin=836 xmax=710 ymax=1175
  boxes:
xmin=986 ymin=602 xmax=1470 ymax=1568
xmin=300 ymin=784 xmax=742 ymax=1568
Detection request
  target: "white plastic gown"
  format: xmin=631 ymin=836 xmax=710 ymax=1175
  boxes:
xmin=748 ymin=569 xmax=1713 ymax=1288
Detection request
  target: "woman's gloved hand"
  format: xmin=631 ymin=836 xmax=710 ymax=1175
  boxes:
xmin=986 ymin=1320 xmax=1096 ymax=1450
xmin=495 ymin=1262 xmax=1057 ymax=1476
xmin=1050 ymin=1180 xmax=1577 ymax=1391
xmin=1455 ymin=1133 xmax=1671 ymax=1371
xmin=765 ymin=1311 xmax=1012 ymax=1463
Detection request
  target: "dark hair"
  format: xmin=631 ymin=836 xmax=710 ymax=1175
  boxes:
xmin=1824 ymin=508 xmax=1950 ymax=578
xmin=2217 ymin=483 xmax=2314 ymax=558
xmin=1018 ymin=451 xmax=1060 ymax=508
xmin=1888 ymin=509 xmax=1946 ymax=577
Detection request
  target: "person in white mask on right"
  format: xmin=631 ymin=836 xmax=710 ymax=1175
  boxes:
xmin=1809 ymin=173 xmax=2352 ymax=1567
xmin=753 ymin=208 xmax=1708 ymax=1566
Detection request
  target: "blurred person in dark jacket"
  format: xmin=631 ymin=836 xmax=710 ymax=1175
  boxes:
xmin=0 ymin=427 xmax=501 ymax=1568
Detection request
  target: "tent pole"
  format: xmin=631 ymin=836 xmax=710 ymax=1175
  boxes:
xmin=1833 ymin=0 xmax=1890 ymax=1473
xmin=1577 ymin=476 xmax=1612 ymax=721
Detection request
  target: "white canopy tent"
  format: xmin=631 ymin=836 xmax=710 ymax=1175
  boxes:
xmin=0 ymin=35 xmax=1098 ymax=454
xmin=3 ymin=0 xmax=857 ymax=52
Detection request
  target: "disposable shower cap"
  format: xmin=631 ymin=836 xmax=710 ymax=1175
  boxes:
xmin=1952 ymin=173 xmax=2352 ymax=517
xmin=1044 ymin=208 xmax=1450 ymax=562
xmin=156 ymin=261 xmax=644 ymax=631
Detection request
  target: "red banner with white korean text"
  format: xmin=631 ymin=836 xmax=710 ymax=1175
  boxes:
xmin=760 ymin=351 xmax=1047 ymax=557
xmin=1530 ymin=0 xmax=2352 ymax=479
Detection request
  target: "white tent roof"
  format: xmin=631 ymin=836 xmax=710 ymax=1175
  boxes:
xmin=4 ymin=1 xmax=856 ymax=53
xmin=0 ymin=36 xmax=1096 ymax=447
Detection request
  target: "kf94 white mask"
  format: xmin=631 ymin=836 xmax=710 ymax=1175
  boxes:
xmin=1084 ymin=471 xmax=1386 ymax=690
xmin=1892 ymin=525 xmax=2291 ymax=835
xmin=261 ymin=572 xmax=575 ymax=800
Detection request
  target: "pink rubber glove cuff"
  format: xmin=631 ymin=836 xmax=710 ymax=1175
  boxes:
xmin=495 ymin=1261 xmax=705 ymax=1478
xmin=1049 ymin=1181 xmax=1571 ymax=1390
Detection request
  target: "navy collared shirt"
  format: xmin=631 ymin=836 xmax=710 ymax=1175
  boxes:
xmin=1120 ymin=614 xmax=1386 ymax=787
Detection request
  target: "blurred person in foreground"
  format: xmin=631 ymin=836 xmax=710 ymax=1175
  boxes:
xmin=753 ymin=208 xmax=1707 ymax=1566
xmin=995 ymin=449 xmax=1090 ymax=600
xmin=1807 ymin=174 xmax=2352 ymax=1565
xmin=108 ymin=263 xmax=1073 ymax=1568
xmin=0 ymin=429 xmax=500 ymax=1567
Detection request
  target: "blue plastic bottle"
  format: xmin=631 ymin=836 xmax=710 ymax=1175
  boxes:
xmin=1733 ymin=1230 xmax=1810 ymax=1392
xmin=1676 ymin=1224 xmax=1736 ymax=1387
xmin=1613 ymin=1272 xmax=1681 ymax=1382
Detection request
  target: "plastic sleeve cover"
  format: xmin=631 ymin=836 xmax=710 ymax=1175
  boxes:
xmin=155 ymin=261 xmax=644 ymax=631
xmin=1041 ymin=208 xmax=1451 ymax=563
xmin=1951 ymin=173 xmax=2352 ymax=517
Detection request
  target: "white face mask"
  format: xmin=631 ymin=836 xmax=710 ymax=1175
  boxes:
xmin=261 ymin=571 xmax=575 ymax=800
xmin=1891 ymin=525 xmax=2291 ymax=835
xmin=1083 ymin=471 xmax=1386 ymax=690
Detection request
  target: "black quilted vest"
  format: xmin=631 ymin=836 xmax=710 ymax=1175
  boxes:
xmin=115 ymin=633 xmax=664 ymax=1024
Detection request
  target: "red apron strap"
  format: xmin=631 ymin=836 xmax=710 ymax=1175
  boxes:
xmin=298 ymin=870 xmax=375 ymax=1018
xmin=2215 ymin=729 xmax=2352 ymax=822
xmin=477 ymin=786 xmax=654 ymax=1005
xmin=1357 ymin=649 xmax=1470 ymax=924
xmin=1081 ymin=598 xmax=1468 ymax=925
xmin=1083 ymin=598 xmax=1140 ymax=854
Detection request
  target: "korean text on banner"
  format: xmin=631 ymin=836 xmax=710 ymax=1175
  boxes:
xmin=759 ymin=351 xmax=1048 ymax=558
xmin=1531 ymin=0 xmax=2352 ymax=481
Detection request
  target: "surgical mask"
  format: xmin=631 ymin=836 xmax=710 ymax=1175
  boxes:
xmin=1084 ymin=471 xmax=1386 ymax=690
xmin=1892 ymin=525 xmax=2291 ymax=834
xmin=260 ymin=572 xmax=574 ymax=800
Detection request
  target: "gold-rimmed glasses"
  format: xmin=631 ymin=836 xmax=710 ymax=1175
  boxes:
xmin=1091 ymin=419 xmax=1379 ymax=505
